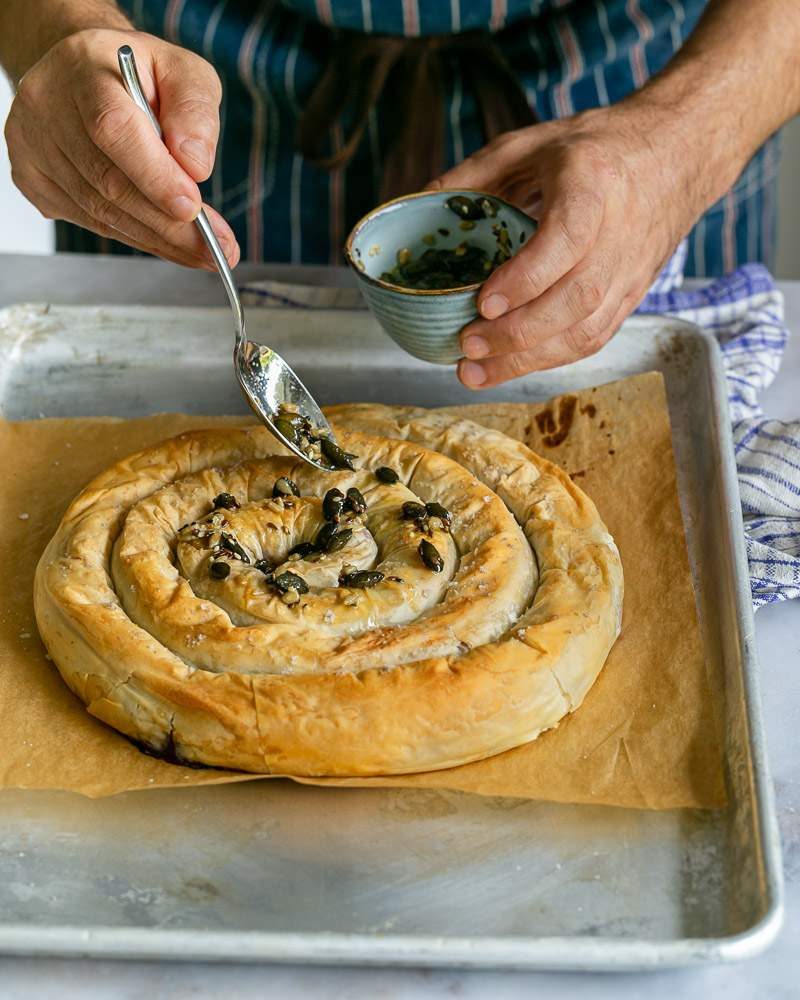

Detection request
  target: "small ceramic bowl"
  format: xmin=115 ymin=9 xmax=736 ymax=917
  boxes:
xmin=344 ymin=190 xmax=537 ymax=365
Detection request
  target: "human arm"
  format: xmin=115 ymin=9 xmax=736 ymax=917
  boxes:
xmin=0 ymin=0 xmax=238 ymax=268
xmin=429 ymin=0 xmax=800 ymax=387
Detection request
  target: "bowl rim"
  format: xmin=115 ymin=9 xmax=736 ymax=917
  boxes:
xmin=343 ymin=188 xmax=535 ymax=298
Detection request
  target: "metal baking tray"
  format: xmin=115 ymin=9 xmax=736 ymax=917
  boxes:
xmin=0 ymin=302 xmax=783 ymax=970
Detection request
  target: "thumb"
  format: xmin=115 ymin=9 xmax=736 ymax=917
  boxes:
xmin=155 ymin=47 xmax=222 ymax=183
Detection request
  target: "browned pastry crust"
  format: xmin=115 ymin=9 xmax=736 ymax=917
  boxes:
xmin=33 ymin=405 xmax=623 ymax=775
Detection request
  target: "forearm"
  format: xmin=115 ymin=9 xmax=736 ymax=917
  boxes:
xmin=625 ymin=0 xmax=800 ymax=214
xmin=0 ymin=0 xmax=132 ymax=82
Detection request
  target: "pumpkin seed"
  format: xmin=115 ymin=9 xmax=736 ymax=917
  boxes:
xmin=422 ymin=233 xmax=436 ymax=246
xmin=419 ymin=539 xmax=444 ymax=572
xmin=325 ymin=527 xmax=353 ymax=553
xmin=437 ymin=227 xmax=450 ymax=237
xmin=446 ymin=195 xmax=483 ymax=220
xmin=321 ymin=437 xmax=356 ymax=471
xmin=274 ymin=570 xmax=309 ymax=594
xmin=219 ymin=533 xmax=251 ymax=563
xmin=273 ymin=477 xmax=300 ymax=498
xmin=288 ymin=541 xmax=316 ymax=559
xmin=425 ymin=501 xmax=452 ymax=527
xmin=477 ymin=196 xmax=498 ymax=218
xmin=254 ymin=559 xmax=274 ymax=582
xmin=274 ymin=417 xmax=300 ymax=444
xmin=380 ymin=238 xmax=499 ymax=290
xmin=344 ymin=487 xmax=367 ymax=515
xmin=315 ymin=523 xmax=336 ymax=549
xmin=459 ymin=220 xmax=476 ymax=231
xmin=375 ymin=466 xmax=399 ymax=484
xmin=340 ymin=570 xmax=384 ymax=589
xmin=212 ymin=492 xmax=239 ymax=510
xmin=323 ymin=487 xmax=346 ymax=522
xmin=401 ymin=501 xmax=427 ymax=521
xmin=396 ymin=247 xmax=412 ymax=266
xmin=210 ymin=560 xmax=230 ymax=579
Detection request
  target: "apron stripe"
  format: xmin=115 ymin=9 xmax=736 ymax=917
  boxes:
xmin=286 ymin=22 xmax=304 ymax=263
xmin=593 ymin=64 xmax=609 ymax=106
xmin=489 ymin=0 xmax=507 ymax=32
xmin=552 ymin=15 xmax=583 ymax=117
xmin=527 ymin=27 xmax=550 ymax=98
xmin=164 ymin=0 xmax=186 ymax=42
xmin=315 ymin=0 xmax=334 ymax=26
xmin=762 ymin=139 xmax=776 ymax=268
xmin=329 ymin=124 xmax=345 ymax=264
xmin=664 ymin=0 xmax=685 ymax=52
xmin=290 ymin=154 xmax=303 ymax=263
xmin=625 ymin=0 xmax=653 ymax=88
xmin=450 ymin=0 xmax=461 ymax=32
xmin=238 ymin=2 xmax=274 ymax=261
xmin=594 ymin=0 xmax=617 ymax=61
xmin=449 ymin=73 xmax=464 ymax=165
xmin=722 ymin=188 xmax=736 ymax=273
xmin=402 ymin=0 xmax=420 ymax=37
xmin=361 ymin=0 xmax=373 ymax=32
xmin=203 ymin=0 xmax=229 ymax=211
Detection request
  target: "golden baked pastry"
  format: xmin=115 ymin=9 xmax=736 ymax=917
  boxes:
xmin=34 ymin=405 xmax=623 ymax=776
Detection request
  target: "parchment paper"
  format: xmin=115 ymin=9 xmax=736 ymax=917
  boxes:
xmin=0 ymin=371 xmax=725 ymax=808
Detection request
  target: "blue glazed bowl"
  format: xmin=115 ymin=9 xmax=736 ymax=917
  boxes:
xmin=344 ymin=190 xmax=537 ymax=365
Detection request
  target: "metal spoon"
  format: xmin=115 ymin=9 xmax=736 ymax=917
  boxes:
xmin=116 ymin=44 xmax=338 ymax=471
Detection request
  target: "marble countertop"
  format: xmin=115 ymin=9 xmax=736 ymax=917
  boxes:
xmin=0 ymin=255 xmax=797 ymax=999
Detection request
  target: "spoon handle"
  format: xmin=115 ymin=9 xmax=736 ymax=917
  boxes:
xmin=116 ymin=45 xmax=245 ymax=347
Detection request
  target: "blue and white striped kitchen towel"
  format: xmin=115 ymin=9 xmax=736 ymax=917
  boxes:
xmin=640 ymin=243 xmax=798 ymax=608
xmin=241 ymin=248 xmax=799 ymax=609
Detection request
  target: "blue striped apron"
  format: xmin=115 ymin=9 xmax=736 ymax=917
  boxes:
xmin=57 ymin=0 xmax=781 ymax=277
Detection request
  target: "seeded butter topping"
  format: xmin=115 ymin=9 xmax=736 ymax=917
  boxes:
xmin=273 ymin=402 xmax=358 ymax=470
xmin=174 ymin=472 xmax=454 ymax=620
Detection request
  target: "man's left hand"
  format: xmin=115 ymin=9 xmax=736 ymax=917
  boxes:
xmin=428 ymin=104 xmax=699 ymax=388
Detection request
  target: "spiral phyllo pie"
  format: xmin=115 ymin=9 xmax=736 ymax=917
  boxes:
xmin=34 ymin=405 xmax=623 ymax=775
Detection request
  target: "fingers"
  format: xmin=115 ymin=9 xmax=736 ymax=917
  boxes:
xmin=426 ymin=132 xmax=534 ymax=193
xmin=462 ymin=246 xmax=619 ymax=359
xmin=15 ymin=163 xmax=218 ymax=270
xmin=75 ymin=88 xmax=202 ymax=222
xmin=476 ymin=181 xmax=606 ymax=321
xmin=4 ymin=28 xmax=240 ymax=270
xmin=54 ymin=129 xmax=238 ymax=266
xmin=155 ymin=48 xmax=222 ymax=182
xmin=8 ymin=95 xmax=238 ymax=269
xmin=458 ymin=290 xmax=637 ymax=389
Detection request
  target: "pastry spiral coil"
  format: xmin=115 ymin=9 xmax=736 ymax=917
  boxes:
xmin=34 ymin=405 xmax=623 ymax=776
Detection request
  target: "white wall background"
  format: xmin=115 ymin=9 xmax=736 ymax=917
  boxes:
xmin=1 ymin=71 xmax=799 ymax=276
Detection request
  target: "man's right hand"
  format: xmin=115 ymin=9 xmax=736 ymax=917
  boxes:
xmin=4 ymin=28 xmax=239 ymax=269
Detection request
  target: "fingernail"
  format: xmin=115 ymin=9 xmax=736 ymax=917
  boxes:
xmin=463 ymin=335 xmax=489 ymax=359
xmin=181 ymin=139 xmax=212 ymax=173
xmin=480 ymin=293 xmax=509 ymax=320
xmin=460 ymin=361 xmax=487 ymax=387
xmin=170 ymin=195 xmax=198 ymax=221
